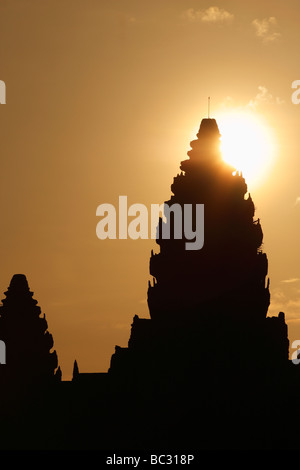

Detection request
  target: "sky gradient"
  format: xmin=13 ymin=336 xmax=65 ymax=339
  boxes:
xmin=0 ymin=1 xmax=300 ymax=380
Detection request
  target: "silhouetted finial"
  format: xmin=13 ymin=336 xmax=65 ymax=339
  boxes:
xmin=9 ymin=274 xmax=29 ymax=291
xmin=55 ymin=366 xmax=62 ymax=382
xmin=72 ymin=360 xmax=79 ymax=381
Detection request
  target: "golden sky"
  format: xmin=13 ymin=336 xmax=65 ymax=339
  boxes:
xmin=0 ymin=0 xmax=300 ymax=380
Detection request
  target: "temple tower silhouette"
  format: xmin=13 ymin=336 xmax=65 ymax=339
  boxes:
xmin=0 ymin=274 xmax=60 ymax=389
xmin=104 ymin=117 xmax=290 ymax=448
xmin=0 ymin=119 xmax=294 ymax=451
xmin=148 ymin=118 xmax=270 ymax=321
xmin=108 ymin=117 xmax=289 ymax=393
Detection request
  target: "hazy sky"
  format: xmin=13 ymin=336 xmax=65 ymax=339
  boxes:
xmin=1 ymin=0 xmax=300 ymax=380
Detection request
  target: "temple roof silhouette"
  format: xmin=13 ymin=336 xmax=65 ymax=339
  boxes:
xmin=0 ymin=116 xmax=299 ymax=450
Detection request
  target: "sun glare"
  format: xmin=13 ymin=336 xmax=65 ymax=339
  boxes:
xmin=216 ymin=110 xmax=276 ymax=189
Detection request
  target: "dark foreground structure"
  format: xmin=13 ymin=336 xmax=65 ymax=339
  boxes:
xmin=0 ymin=118 xmax=300 ymax=450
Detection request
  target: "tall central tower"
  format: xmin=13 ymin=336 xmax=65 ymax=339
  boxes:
xmin=109 ymin=117 xmax=289 ymax=396
xmin=148 ymin=118 xmax=270 ymax=323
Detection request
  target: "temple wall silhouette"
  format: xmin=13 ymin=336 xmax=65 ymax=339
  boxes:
xmin=0 ymin=117 xmax=300 ymax=450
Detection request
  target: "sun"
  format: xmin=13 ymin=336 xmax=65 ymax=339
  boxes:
xmin=215 ymin=110 xmax=277 ymax=189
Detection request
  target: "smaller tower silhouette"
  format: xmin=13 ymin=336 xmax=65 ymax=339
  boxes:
xmin=0 ymin=274 xmax=60 ymax=389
